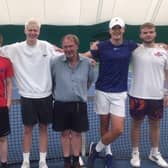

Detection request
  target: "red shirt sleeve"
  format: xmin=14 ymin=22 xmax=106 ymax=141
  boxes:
xmin=5 ymin=58 xmax=14 ymax=78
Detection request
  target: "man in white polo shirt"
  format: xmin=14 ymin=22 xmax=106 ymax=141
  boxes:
xmin=129 ymin=22 xmax=168 ymax=168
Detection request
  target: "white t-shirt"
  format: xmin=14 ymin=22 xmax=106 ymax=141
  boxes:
xmin=129 ymin=45 xmax=168 ymax=99
xmin=1 ymin=40 xmax=63 ymax=98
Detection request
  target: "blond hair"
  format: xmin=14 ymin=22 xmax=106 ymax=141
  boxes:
xmin=25 ymin=18 xmax=41 ymax=29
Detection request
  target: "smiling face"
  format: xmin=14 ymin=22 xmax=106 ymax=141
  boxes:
xmin=62 ymin=35 xmax=79 ymax=59
xmin=109 ymin=25 xmax=125 ymax=43
xmin=24 ymin=20 xmax=40 ymax=45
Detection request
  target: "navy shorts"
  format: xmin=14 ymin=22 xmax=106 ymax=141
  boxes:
xmin=52 ymin=101 xmax=89 ymax=132
xmin=129 ymin=95 xmax=163 ymax=121
xmin=21 ymin=95 xmax=53 ymax=125
xmin=0 ymin=107 xmax=10 ymax=137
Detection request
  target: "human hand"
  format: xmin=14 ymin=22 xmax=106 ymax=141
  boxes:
xmin=90 ymin=58 xmax=96 ymax=67
xmin=53 ymin=45 xmax=64 ymax=52
xmin=164 ymin=95 xmax=168 ymax=107
xmin=158 ymin=43 xmax=168 ymax=50
xmin=90 ymin=41 xmax=99 ymax=50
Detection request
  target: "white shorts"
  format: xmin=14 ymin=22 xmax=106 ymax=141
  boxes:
xmin=95 ymin=90 xmax=127 ymax=117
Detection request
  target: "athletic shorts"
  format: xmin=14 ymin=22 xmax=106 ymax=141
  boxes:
xmin=52 ymin=101 xmax=88 ymax=132
xmin=0 ymin=107 xmax=10 ymax=137
xmin=95 ymin=90 xmax=127 ymax=117
xmin=129 ymin=95 xmax=163 ymax=120
xmin=21 ymin=95 xmax=53 ymax=125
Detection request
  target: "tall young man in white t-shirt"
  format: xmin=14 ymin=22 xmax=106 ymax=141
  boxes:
xmin=0 ymin=18 xmax=62 ymax=168
xmin=129 ymin=22 xmax=168 ymax=168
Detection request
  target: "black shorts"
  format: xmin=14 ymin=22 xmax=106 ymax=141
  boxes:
xmin=0 ymin=107 xmax=10 ymax=137
xmin=52 ymin=101 xmax=89 ymax=132
xmin=21 ymin=95 xmax=53 ymax=125
xmin=129 ymin=95 xmax=163 ymax=121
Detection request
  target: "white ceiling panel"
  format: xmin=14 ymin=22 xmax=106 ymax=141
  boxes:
xmin=0 ymin=0 xmax=167 ymax=25
xmin=0 ymin=0 xmax=10 ymax=23
xmin=45 ymin=0 xmax=80 ymax=25
xmin=79 ymin=0 xmax=99 ymax=25
xmin=154 ymin=0 xmax=168 ymax=25
xmin=6 ymin=0 xmax=44 ymax=24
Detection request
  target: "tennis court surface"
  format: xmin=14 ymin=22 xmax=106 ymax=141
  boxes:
xmin=7 ymin=75 xmax=168 ymax=168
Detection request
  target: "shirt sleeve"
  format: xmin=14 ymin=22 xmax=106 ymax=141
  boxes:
xmin=87 ymin=59 xmax=96 ymax=88
xmin=90 ymin=42 xmax=100 ymax=59
xmin=1 ymin=44 xmax=16 ymax=59
xmin=129 ymin=40 xmax=138 ymax=51
xmin=46 ymin=42 xmax=64 ymax=58
xmin=6 ymin=59 xmax=14 ymax=78
xmin=164 ymin=51 xmax=168 ymax=70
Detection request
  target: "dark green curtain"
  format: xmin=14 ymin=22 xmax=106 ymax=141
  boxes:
xmin=0 ymin=22 xmax=168 ymax=52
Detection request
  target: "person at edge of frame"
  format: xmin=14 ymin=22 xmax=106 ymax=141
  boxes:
xmin=129 ymin=22 xmax=168 ymax=168
xmin=0 ymin=33 xmax=14 ymax=168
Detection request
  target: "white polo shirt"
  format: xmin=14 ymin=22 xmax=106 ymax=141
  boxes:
xmin=129 ymin=45 xmax=168 ymax=99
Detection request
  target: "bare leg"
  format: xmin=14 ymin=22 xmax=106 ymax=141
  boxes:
xmin=149 ymin=119 xmax=160 ymax=148
xmin=130 ymin=118 xmax=143 ymax=167
xmin=131 ymin=118 xmax=143 ymax=148
xmin=71 ymin=130 xmax=82 ymax=156
xmin=23 ymin=125 xmax=33 ymax=153
xmin=39 ymin=123 xmax=48 ymax=152
xmin=100 ymin=114 xmax=110 ymax=137
xmin=61 ymin=130 xmax=71 ymax=157
xmin=100 ymin=114 xmax=112 ymax=154
xmin=102 ymin=114 xmax=124 ymax=145
xmin=0 ymin=136 xmax=7 ymax=162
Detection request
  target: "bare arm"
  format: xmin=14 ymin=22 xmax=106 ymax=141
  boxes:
xmin=164 ymin=69 xmax=168 ymax=107
xmin=53 ymin=45 xmax=64 ymax=53
xmin=82 ymin=41 xmax=99 ymax=58
xmin=82 ymin=51 xmax=92 ymax=58
xmin=6 ymin=77 xmax=13 ymax=108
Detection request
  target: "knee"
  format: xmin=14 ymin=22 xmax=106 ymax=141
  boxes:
xmin=24 ymin=126 xmax=33 ymax=135
xmin=61 ymin=130 xmax=71 ymax=138
xmin=39 ymin=124 xmax=47 ymax=132
xmin=101 ymin=126 xmax=109 ymax=136
xmin=71 ymin=131 xmax=81 ymax=138
xmin=113 ymin=127 xmax=124 ymax=136
xmin=0 ymin=137 xmax=7 ymax=143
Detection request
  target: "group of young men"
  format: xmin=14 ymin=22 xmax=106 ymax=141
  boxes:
xmin=0 ymin=16 xmax=168 ymax=168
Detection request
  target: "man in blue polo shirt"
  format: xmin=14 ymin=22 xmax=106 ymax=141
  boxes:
xmin=51 ymin=34 xmax=95 ymax=168
xmin=87 ymin=17 xmax=137 ymax=168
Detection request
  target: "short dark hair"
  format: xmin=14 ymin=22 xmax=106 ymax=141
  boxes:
xmin=140 ymin=22 xmax=155 ymax=30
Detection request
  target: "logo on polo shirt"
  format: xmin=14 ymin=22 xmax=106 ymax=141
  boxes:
xmin=113 ymin=47 xmax=119 ymax=51
xmin=154 ymin=51 xmax=163 ymax=57
xmin=43 ymin=54 xmax=47 ymax=57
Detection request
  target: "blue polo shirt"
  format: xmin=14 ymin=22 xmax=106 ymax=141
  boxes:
xmin=51 ymin=54 xmax=95 ymax=102
xmin=91 ymin=40 xmax=137 ymax=92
